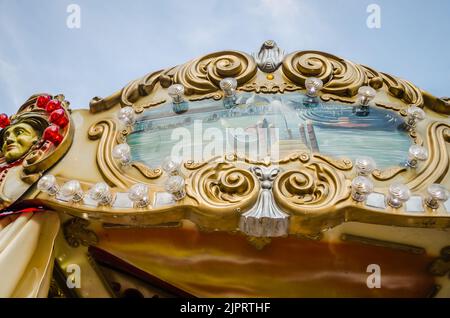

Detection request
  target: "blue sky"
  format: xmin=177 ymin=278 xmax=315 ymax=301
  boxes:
xmin=1 ymin=0 xmax=449 ymax=114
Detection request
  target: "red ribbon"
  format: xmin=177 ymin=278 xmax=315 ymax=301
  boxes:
xmin=0 ymin=207 xmax=44 ymax=216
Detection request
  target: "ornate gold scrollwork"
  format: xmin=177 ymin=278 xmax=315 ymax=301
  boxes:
xmin=131 ymin=162 xmax=162 ymax=179
xmin=239 ymin=82 xmax=300 ymax=94
xmin=281 ymin=50 xmax=427 ymax=111
xmin=88 ymin=120 xmax=129 ymax=188
xmin=407 ymin=121 xmax=450 ymax=191
xmin=121 ymin=71 xmax=167 ymax=112
xmin=312 ymin=154 xmax=353 ymax=170
xmin=89 ymin=48 xmax=449 ymax=117
xmin=184 ymin=160 xmax=209 ymax=170
xmin=173 ymin=51 xmax=257 ymax=96
xmin=278 ymin=170 xmax=320 ymax=203
xmin=372 ymin=166 xmax=407 ymax=181
xmin=74 ymin=45 xmax=450 ymax=237
xmin=282 ymin=50 xmax=366 ymax=96
xmin=379 ymin=72 xmax=424 ymax=108
xmin=88 ymin=120 xmax=162 ymax=187
xmin=422 ymin=91 xmax=450 ymax=115
xmin=277 ymin=152 xmax=311 ymax=164
xmin=273 ymin=161 xmax=350 ymax=213
xmin=188 ymin=162 xmax=259 ymax=213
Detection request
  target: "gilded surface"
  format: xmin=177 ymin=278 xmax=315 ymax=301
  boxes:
xmin=21 ymin=47 xmax=449 ymax=237
xmin=89 ymin=49 xmax=449 ymax=115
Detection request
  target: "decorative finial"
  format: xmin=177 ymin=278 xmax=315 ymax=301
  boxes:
xmin=253 ymin=40 xmax=285 ymax=73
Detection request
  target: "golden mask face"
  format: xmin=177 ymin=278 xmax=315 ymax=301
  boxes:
xmin=1 ymin=123 xmax=38 ymax=163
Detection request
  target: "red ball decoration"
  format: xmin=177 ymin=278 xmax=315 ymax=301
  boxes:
xmin=36 ymin=95 xmax=52 ymax=109
xmin=45 ymin=99 xmax=62 ymax=113
xmin=0 ymin=113 xmax=10 ymax=128
xmin=49 ymin=109 xmax=69 ymax=128
xmin=43 ymin=125 xmax=63 ymax=146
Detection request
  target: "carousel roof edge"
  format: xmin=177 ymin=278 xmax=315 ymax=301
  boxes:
xmin=87 ymin=41 xmax=450 ymax=115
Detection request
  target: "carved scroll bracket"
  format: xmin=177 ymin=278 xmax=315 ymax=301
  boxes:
xmin=240 ymin=166 xmax=289 ymax=237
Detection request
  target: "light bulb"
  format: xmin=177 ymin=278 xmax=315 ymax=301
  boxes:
xmin=387 ymin=183 xmax=410 ymax=208
xmin=165 ymin=175 xmax=186 ymax=201
xmin=168 ymin=84 xmax=185 ymax=104
xmin=355 ymin=157 xmax=376 ymax=176
xmin=406 ymin=106 xmax=425 ymax=121
xmin=305 ymin=77 xmax=323 ymax=97
xmin=425 ymin=184 xmax=449 ymax=210
xmin=112 ymin=143 xmax=131 ymax=166
xmin=357 ymin=86 xmax=377 ymax=106
xmin=220 ymin=78 xmax=238 ymax=97
xmin=128 ymin=183 xmax=150 ymax=208
xmin=351 ymin=176 xmax=374 ymax=202
xmin=60 ymin=180 xmax=84 ymax=203
xmin=406 ymin=145 xmax=428 ymax=168
xmin=161 ymin=156 xmax=181 ymax=176
xmin=117 ymin=106 xmax=136 ymax=127
xmin=37 ymin=174 xmax=59 ymax=196
xmin=88 ymin=182 xmax=114 ymax=206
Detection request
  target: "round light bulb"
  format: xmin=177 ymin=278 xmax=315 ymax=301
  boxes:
xmin=425 ymin=184 xmax=449 ymax=209
xmin=406 ymin=106 xmax=426 ymax=121
xmin=405 ymin=106 xmax=426 ymax=131
xmin=387 ymin=183 xmax=410 ymax=208
xmin=161 ymin=156 xmax=181 ymax=176
xmin=117 ymin=106 xmax=136 ymax=127
xmin=355 ymin=157 xmax=376 ymax=176
xmin=357 ymin=86 xmax=377 ymax=106
xmin=305 ymin=77 xmax=323 ymax=97
xmin=112 ymin=143 xmax=131 ymax=166
xmin=168 ymin=84 xmax=185 ymax=104
xmin=60 ymin=180 xmax=84 ymax=202
xmin=407 ymin=145 xmax=428 ymax=168
xmin=220 ymin=78 xmax=238 ymax=97
xmin=37 ymin=174 xmax=59 ymax=196
xmin=351 ymin=176 xmax=374 ymax=202
xmin=128 ymin=183 xmax=150 ymax=208
xmin=165 ymin=175 xmax=186 ymax=201
xmin=88 ymin=182 xmax=114 ymax=206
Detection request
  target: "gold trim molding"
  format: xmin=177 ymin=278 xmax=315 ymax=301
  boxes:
xmin=29 ymin=44 xmax=450 ymax=237
xmin=89 ymin=49 xmax=449 ymax=115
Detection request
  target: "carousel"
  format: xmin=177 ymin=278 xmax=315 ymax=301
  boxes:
xmin=0 ymin=41 xmax=449 ymax=298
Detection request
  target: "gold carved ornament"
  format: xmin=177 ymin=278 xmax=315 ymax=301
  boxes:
xmin=36 ymin=48 xmax=449 ymax=235
xmin=90 ymin=49 xmax=441 ymax=183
